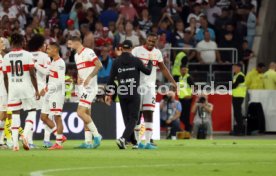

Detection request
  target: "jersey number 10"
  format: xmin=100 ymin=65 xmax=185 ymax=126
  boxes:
xmin=10 ymin=60 xmax=24 ymax=77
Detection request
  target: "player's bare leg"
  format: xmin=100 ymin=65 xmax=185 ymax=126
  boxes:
xmin=10 ymin=110 xmax=21 ymax=151
xmin=22 ymin=109 xmax=37 ymax=150
xmin=143 ymin=111 xmax=157 ymax=149
xmin=77 ymin=106 xmax=101 ymax=148
xmin=49 ymin=115 xmax=64 ymax=150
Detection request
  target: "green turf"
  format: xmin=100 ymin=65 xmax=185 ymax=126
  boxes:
xmin=0 ymin=140 xmax=276 ymax=176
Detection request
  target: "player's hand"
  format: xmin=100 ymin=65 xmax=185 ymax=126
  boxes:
xmin=166 ymin=119 xmax=172 ymax=125
xmin=40 ymin=89 xmax=46 ymax=97
xmin=105 ymin=95 xmax=112 ymax=106
xmin=84 ymin=77 xmax=91 ymax=87
xmin=35 ymin=91 xmax=40 ymax=100
xmin=77 ymin=76 xmax=84 ymax=85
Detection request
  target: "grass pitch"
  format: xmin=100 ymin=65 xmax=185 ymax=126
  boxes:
xmin=0 ymin=140 xmax=276 ymax=176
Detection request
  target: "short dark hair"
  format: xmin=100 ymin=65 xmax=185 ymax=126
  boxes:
xmin=68 ymin=35 xmax=82 ymax=42
xmin=257 ymin=62 xmax=265 ymax=68
xmin=49 ymin=42 xmax=60 ymax=52
xmin=147 ymin=32 xmax=158 ymax=38
xmin=28 ymin=34 xmax=45 ymax=52
xmin=10 ymin=33 xmax=24 ymax=48
xmin=75 ymin=2 xmax=83 ymax=10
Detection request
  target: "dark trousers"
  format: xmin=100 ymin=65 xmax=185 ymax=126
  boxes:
xmin=161 ymin=119 xmax=181 ymax=137
xmin=119 ymin=96 xmax=140 ymax=141
xmin=179 ymin=98 xmax=192 ymax=132
xmin=232 ymin=97 xmax=244 ymax=133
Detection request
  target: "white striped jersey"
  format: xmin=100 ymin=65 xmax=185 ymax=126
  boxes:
xmin=2 ymin=49 xmax=35 ymax=99
xmin=0 ymin=54 xmax=7 ymax=96
xmin=31 ymin=51 xmax=51 ymax=92
xmin=131 ymin=46 xmax=163 ymax=87
xmin=74 ymin=47 xmax=98 ymax=88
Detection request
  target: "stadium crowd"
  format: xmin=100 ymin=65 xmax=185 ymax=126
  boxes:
xmin=0 ymin=0 xmax=261 ymax=84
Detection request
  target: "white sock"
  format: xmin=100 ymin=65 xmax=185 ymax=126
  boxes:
xmin=87 ymin=121 xmax=100 ymax=137
xmin=145 ymin=122 xmax=153 ymax=144
xmin=28 ymin=129 xmax=34 ymax=144
xmin=23 ymin=111 xmax=36 ymax=138
xmin=134 ymin=125 xmax=141 ymax=144
xmin=0 ymin=120 xmax=4 ymax=144
xmin=11 ymin=114 xmax=21 ymax=147
xmin=85 ymin=130 xmax=92 ymax=144
xmin=56 ymin=134 xmax=63 ymax=145
xmin=44 ymin=125 xmax=51 ymax=142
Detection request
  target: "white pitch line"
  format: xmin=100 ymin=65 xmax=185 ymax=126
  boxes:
xmin=30 ymin=162 xmax=275 ymax=176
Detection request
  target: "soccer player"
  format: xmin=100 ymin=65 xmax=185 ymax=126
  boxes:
xmin=35 ymin=42 xmax=66 ymax=150
xmin=2 ymin=33 xmax=40 ymax=151
xmin=0 ymin=37 xmax=8 ymax=149
xmin=28 ymin=34 xmax=52 ymax=148
xmin=131 ymin=33 xmax=177 ymax=149
xmin=67 ymin=36 xmax=102 ymax=149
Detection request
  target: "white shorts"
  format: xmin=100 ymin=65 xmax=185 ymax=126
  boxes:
xmin=36 ymin=96 xmax=45 ymax=110
xmin=41 ymin=96 xmax=64 ymax=116
xmin=140 ymin=86 xmax=156 ymax=111
xmin=7 ymin=97 xmax=37 ymax=111
xmin=78 ymin=86 xmax=97 ymax=109
xmin=0 ymin=95 xmax=8 ymax=112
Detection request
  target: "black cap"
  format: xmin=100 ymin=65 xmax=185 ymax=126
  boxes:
xmin=122 ymin=40 xmax=133 ymax=49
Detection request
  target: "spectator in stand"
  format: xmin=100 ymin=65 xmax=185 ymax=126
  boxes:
xmin=214 ymin=8 xmax=232 ymax=40
xmin=63 ymin=19 xmax=81 ymax=38
xmin=137 ymin=8 xmax=153 ymax=34
xmin=81 ymin=23 xmax=95 ymax=49
xmin=51 ymin=25 xmax=63 ymax=43
xmin=120 ymin=21 xmax=140 ymax=47
xmin=44 ymin=27 xmax=56 ymax=44
xmin=0 ymin=0 xmax=16 ymax=20
xmin=9 ymin=0 xmax=28 ymax=29
xmin=114 ymin=22 xmax=125 ymax=48
xmin=119 ymin=0 xmax=138 ymax=22
xmin=24 ymin=25 xmax=34 ymax=43
xmin=30 ymin=16 xmax=44 ymax=34
xmin=81 ymin=7 xmax=98 ymax=32
xmin=164 ymin=0 xmax=183 ymax=20
xmin=98 ymin=45 xmax=114 ymax=84
xmin=240 ymin=40 xmax=254 ymax=73
xmin=245 ymin=63 xmax=266 ymax=90
xmin=158 ymin=13 xmax=174 ymax=43
xmin=131 ymin=0 xmax=148 ymax=14
xmin=183 ymin=30 xmax=197 ymax=63
xmin=69 ymin=2 xmax=83 ymax=30
xmin=246 ymin=4 xmax=256 ymax=49
xmin=48 ymin=10 xmax=59 ymax=30
xmin=219 ymin=32 xmax=238 ymax=63
xmin=185 ymin=17 xmax=200 ymax=36
xmin=206 ymin=0 xmax=222 ymax=27
xmin=148 ymin=0 xmax=167 ymax=24
xmin=31 ymin=0 xmax=46 ymax=27
xmin=95 ymin=27 xmax=113 ymax=50
xmin=11 ymin=19 xmax=25 ymax=35
xmin=196 ymin=15 xmax=216 ymax=42
xmin=187 ymin=3 xmax=204 ymax=28
xmin=160 ymin=91 xmax=182 ymax=140
xmin=99 ymin=2 xmax=118 ymax=27
xmin=196 ymin=30 xmax=222 ymax=64
xmin=172 ymin=19 xmax=185 ymax=48
xmin=263 ymin=62 xmax=276 ymax=90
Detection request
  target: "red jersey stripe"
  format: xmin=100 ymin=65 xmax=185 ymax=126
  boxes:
xmin=50 ymin=109 xmax=62 ymax=112
xmin=8 ymin=102 xmax=22 ymax=107
xmin=49 ymin=70 xmax=58 ymax=78
xmin=25 ymin=120 xmax=34 ymax=124
xmin=80 ymin=99 xmax=92 ymax=105
xmin=76 ymin=59 xmax=98 ymax=70
xmin=5 ymin=64 xmax=34 ymax=73
xmin=145 ymin=128 xmax=153 ymax=131
xmin=143 ymin=104 xmax=155 ymax=108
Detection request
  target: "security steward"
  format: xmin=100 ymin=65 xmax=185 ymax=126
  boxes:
xmin=232 ymin=64 xmax=247 ymax=135
xmin=178 ymin=65 xmax=194 ymax=135
xmin=105 ymin=40 xmax=153 ymax=149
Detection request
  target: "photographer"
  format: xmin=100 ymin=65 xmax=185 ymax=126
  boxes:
xmin=191 ymin=95 xmax=213 ymax=139
xmin=160 ymin=91 xmax=182 ymax=139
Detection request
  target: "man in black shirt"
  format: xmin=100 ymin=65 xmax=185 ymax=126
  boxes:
xmin=105 ymin=40 xmax=153 ymax=149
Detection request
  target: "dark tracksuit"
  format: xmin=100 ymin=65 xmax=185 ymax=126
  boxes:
xmin=232 ymin=74 xmax=245 ymax=134
xmin=107 ymin=52 xmax=152 ymax=141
